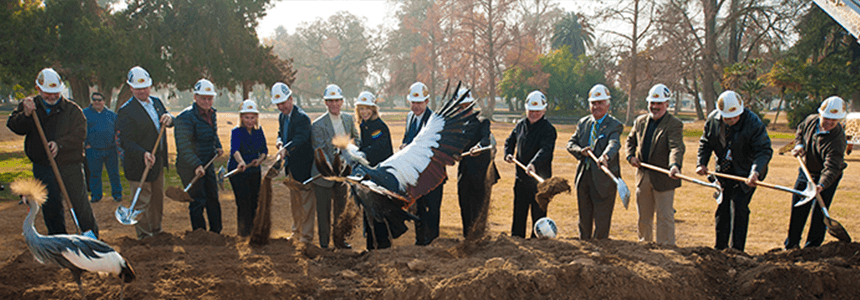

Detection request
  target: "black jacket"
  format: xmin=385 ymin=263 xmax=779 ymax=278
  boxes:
xmin=795 ymin=114 xmax=847 ymax=189
xmin=7 ymin=96 xmax=86 ymax=166
xmin=277 ymin=106 xmax=313 ymax=181
xmin=698 ymin=108 xmax=772 ymax=180
xmin=174 ymin=103 xmax=222 ymax=170
xmin=460 ymin=117 xmax=499 ymax=185
xmin=504 ymin=116 xmax=556 ymax=187
xmin=117 ymin=96 xmax=172 ymax=182
xmin=359 ymin=117 xmax=393 ymax=167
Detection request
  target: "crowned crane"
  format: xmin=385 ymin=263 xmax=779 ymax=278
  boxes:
xmin=315 ymin=82 xmax=480 ymax=239
xmin=11 ymin=178 xmax=136 ymax=296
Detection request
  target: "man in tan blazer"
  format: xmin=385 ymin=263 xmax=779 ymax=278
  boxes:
xmin=311 ymin=84 xmax=360 ymax=249
xmin=625 ymin=84 xmax=685 ymax=245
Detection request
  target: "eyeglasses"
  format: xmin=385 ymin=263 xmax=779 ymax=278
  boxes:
xmin=92 ymin=98 xmax=104 ymax=102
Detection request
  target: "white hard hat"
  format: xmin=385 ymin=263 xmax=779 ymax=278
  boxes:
xmin=819 ymin=96 xmax=848 ymax=119
xmin=588 ymin=84 xmax=611 ymax=102
xmin=525 ymin=90 xmax=548 ymax=111
xmin=355 ymin=91 xmax=377 ymax=107
xmin=323 ymin=84 xmax=343 ymax=100
xmin=456 ymin=88 xmax=474 ymax=104
xmin=271 ymin=82 xmax=292 ymax=104
xmin=239 ymin=99 xmax=259 ymax=114
xmin=35 ymin=68 xmax=65 ymax=93
xmin=193 ymin=79 xmax=217 ymax=96
xmin=407 ymin=82 xmax=430 ymax=102
xmin=647 ymin=84 xmax=671 ymax=103
xmin=127 ymin=66 xmax=152 ymax=89
xmin=717 ymin=90 xmax=744 ymax=118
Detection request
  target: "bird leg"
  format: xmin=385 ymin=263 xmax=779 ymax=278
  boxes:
xmin=120 ymin=275 xmax=126 ymax=300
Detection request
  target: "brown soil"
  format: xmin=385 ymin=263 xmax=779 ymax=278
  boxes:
xmin=536 ymin=177 xmax=571 ymax=211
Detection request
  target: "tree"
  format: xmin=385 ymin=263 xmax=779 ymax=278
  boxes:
xmin=0 ymin=1 xmax=52 ymax=97
xmin=551 ymin=12 xmax=593 ymax=57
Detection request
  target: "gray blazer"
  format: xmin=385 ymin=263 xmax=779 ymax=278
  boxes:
xmin=566 ymin=114 xmax=623 ymax=199
xmin=311 ymin=111 xmax=360 ymax=187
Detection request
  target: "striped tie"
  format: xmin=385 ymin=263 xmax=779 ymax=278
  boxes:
xmin=587 ymin=121 xmax=597 ymax=170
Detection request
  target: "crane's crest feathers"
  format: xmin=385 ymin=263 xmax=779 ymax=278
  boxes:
xmin=11 ymin=178 xmax=47 ymax=205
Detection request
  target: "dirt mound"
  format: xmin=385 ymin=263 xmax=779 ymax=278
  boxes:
xmin=1 ymin=231 xmax=858 ymax=300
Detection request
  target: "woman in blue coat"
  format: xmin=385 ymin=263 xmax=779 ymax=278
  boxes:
xmin=354 ymin=92 xmax=394 ymax=249
xmin=228 ymin=100 xmax=268 ymax=237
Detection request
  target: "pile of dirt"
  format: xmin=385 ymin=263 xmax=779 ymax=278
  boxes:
xmin=1 ymin=230 xmax=858 ymax=299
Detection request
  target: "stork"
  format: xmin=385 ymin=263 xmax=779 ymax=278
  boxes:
xmin=11 ymin=178 xmax=136 ymax=296
xmin=316 ymin=82 xmax=480 ymax=240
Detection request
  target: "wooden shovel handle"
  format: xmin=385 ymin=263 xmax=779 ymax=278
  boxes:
xmin=585 ymin=149 xmax=619 ymax=180
xmin=639 ymin=162 xmax=694 ymax=182
xmin=185 ymin=154 xmax=219 ymax=191
xmin=31 ymin=112 xmax=80 ymax=234
xmin=707 ymin=170 xmax=781 ymax=190
xmin=511 ymin=158 xmax=544 ymax=183
xmin=138 ymin=125 xmax=167 ymax=185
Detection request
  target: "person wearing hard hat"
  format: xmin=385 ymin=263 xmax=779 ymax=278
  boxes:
xmin=117 ymin=66 xmax=174 ymax=239
xmin=402 ymin=81 xmax=445 ymax=245
xmin=784 ymin=96 xmax=848 ymax=249
xmin=625 ymin=84 xmax=685 ymax=246
xmin=696 ymin=90 xmax=772 ymax=252
xmin=567 ymin=84 xmax=623 ymax=240
xmin=7 ymin=68 xmax=99 ymax=238
xmin=228 ymin=99 xmax=269 ymax=237
xmin=504 ymin=90 xmax=558 ymax=238
xmin=175 ymin=79 xmax=224 ymax=234
xmin=311 ymin=84 xmax=359 ymax=249
xmin=354 ymin=91 xmax=395 ymax=249
xmin=456 ymin=88 xmax=500 ymax=239
xmin=272 ymin=82 xmax=315 ymax=244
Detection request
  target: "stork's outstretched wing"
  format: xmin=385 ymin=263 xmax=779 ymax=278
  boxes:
xmin=379 ymin=83 xmax=478 ymax=202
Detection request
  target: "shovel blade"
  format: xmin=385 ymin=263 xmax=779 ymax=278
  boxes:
xmin=793 ymin=182 xmax=818 ymax=207
xmin=825 ymin=217 xmax=852 ymax=243
xmin=115 ymin=206 xmax=142 ymax=225
xmin=615 ymin=178 xmax=630 ymax=209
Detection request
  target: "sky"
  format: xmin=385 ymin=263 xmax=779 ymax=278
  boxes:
xmin=256 ymin=0 xmax=602 ymax=39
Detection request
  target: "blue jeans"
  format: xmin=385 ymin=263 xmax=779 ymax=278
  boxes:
xmin=86 ymin=147 xmax=122 ymax=201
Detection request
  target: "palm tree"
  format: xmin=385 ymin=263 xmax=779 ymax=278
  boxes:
xmin=551 ymin=12 xmax=594 ymax=57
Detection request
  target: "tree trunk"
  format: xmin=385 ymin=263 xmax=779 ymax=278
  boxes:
xmin=624 ymin=0 xmax=641 ymax=126
xmin=67 ymin=75 xmax=90 ymax=108
xmin=772 ymin=87 xmax=785 ymax=128
xmin=701 ymin=0 xmax=718 ymax=113
xmin=242 ymin=80 xmax=253 ymax=101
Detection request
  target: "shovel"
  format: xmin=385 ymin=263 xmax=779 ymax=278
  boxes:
xmin=708 ymin=170 xmax=815 ymax=205
xmin=510 ymin=158 xmax=570 ymax=211
xmin=116 ymin=125 xmax=166 ymax=225
xmin=795 ymin=156 xmax=851 ymax=242
xmin=165 ymin=155 xmax=219 ymax=202
xmin=31 ymin=111 xmax=97 ymax=239
xmin=585 ymin=149 xmax=631 ymax=209
xmin=460 ymin=145 xmax=493 ymax=157
xmin=639 ymin=162 xmax=723 ymax=204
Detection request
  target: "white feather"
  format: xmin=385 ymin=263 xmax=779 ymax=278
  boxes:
xmin=380 ymin=114 xmax=445 ymax=192
xmin=61 ymin=248 xmax=125 ymax=275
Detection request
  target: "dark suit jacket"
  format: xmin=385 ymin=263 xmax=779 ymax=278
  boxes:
xmin=625 ymin=113 xmax=685 ymax=191
xmin=402 ymin=108 xmax=433 ymax=145
xmin=567 ymin=114 xmax=623 ymax=199
xmin=459 ymin=117 xmax=499 ymax=185
xmin=117 ymin=96 xmax=172 ymax=182
xmin=277 ymin=106 xmax=313 ymax=182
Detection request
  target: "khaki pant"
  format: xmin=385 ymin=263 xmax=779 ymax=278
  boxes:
xmin=636 ymin=174 xmax=676 ymax=245
xmin=289 ymin=174 xmax=315 ymax=243
xmin=130 ymin=170 xmax=164 ymax=239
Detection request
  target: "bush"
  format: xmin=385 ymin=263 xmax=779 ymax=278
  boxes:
xmin=786 ymin=99 xmax=819 ymax=129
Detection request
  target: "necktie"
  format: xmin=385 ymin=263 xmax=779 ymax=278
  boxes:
xmin=586 ymin=121 xmax=597 ymax=170
xmin=408 ymin=117 xmax=419 ymax=141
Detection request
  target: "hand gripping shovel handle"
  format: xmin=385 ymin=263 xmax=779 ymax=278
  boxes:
xmin=586 ymin=149 xmax=631 ymax=208
xmin=183 ymin=155 xmax=219 ymax=192
xmin=461 ymin=145 xmax=493 ymax=157
xmin=31 ymin=112 xmax=87 ymax=236
xmin=585 ymin=149 xmax=618 ymax=181
xmin=511 ymin=158 xmax=544 ymax=183
xmin=122 ymin=125 xmax=166 ymax=223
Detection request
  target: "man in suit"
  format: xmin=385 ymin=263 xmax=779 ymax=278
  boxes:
xmin=566 ymin=84 xmax=624 ymax=240
xmin=311 ymin=84 xmax=359 ymax=249
xmin=696 ymin=90 xmax=772 ymax=252
xmin=504 ymin=90 xmax=557 ymax=238
xmin=625 ymin=84 xmax=685 ymax=246
xmin=117 ymin=66 xmax=174 ymax=239
xmin=456 ymin=88 xmax=499 ymax=239
xmin=402 ymin=81 xmax=444 ymax=246
xmin=174 ymin=79 xmax=224 ymax=233
xmin=273 ymin=82 xmax=315 ymax=244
